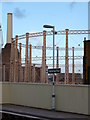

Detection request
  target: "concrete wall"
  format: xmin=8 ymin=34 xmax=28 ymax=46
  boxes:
xmin=11 ymin=83 xmax=52 ymax=109
xmin=1 ymin=82 xmax=90 ymax=115
xmin=55 ymin=84 xmax=88 ymax=115
xmin=2 ymin=83 xmax=11 ymax=103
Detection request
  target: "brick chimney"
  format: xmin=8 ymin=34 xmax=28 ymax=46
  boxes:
xmin=7 ymin=13 xmax=12 ymax=43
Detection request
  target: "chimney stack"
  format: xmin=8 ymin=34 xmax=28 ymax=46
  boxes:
xmin=7 ymin=13 xmax=12 ymax=43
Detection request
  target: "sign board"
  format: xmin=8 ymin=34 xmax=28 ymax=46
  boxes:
xmin=48 ymin=68 xmax=61 ymax=74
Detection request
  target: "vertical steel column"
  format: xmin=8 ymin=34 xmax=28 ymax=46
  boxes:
xmin=56 ymin=47 xmax=59 ymax=68
xmin=56 ymin=47 xmax=59 ymax=83
xmin=65 ymin=29 xmax=69 ymax=84
xmin=14 ymin=35 xmax=18 ymax=82
xmin=10 ymin=38 xmax=14 ymax=82
xmin=41 ymin=31 xmax=46 ymax=83
xmin=19 ymin=43 xmax=22 ymax=82
xmin=72 ymin=47 xmax=75 ymax=84
xmin=41 ymin=46 xmax=43 ymax=83
xmin=29 ymin=44 xmax=32 ymax=82
xmin=24 ymin=33 xmax=29 ymax=82
xmin=19 ymin=43 xmax=21 ymax=65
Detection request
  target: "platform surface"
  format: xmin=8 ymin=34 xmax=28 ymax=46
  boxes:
xmin=0 ymin=104 xmax=90 ymax=120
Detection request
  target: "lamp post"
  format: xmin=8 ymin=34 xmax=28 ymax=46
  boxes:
xmin=43 ymin=25 xmax=57 ymax=111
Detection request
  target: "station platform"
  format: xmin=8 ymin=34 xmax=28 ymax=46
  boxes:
xmin=0 ymin=104 xmax=90 ymax=120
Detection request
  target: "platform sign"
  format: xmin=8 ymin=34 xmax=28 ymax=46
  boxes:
xmin=48 ymin=68 xmax=60 ymax=74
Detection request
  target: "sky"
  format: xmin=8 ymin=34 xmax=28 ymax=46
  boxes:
xmin=1 ymin=2 xmax=89 ymax=72
xmin=1 ymin=2 xmax=88 ymax=44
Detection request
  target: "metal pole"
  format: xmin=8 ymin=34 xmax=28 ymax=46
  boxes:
xmin=56 ymin=47 xmax=59 ymax=68
xmin=56 ymin=47 xmax=59 ymax=83
xmin=53 ymin=27 xmax=54 ymax=69
xmin=43 ymin=24 xmax=56 ymax=110
xmin=52 ymin=26 xmax=55 ymax=111
xmin=72 ymin=47 xmax=75 ymax=84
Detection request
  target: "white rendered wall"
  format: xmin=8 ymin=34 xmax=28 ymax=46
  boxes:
xmin=1 ymin=82 xmax=90 ymax=115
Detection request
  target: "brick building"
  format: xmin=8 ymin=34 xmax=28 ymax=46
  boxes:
xmin=2 ymin=43 xmax=11 ymax=81
xmin=83 ymin=39 xmax=90 ymax=84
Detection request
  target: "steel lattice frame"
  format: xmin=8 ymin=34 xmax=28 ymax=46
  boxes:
xmin=12 ymin=30 xmax=90 ymax=41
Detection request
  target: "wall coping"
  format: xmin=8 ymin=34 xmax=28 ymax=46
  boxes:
xmin=1 ymin=82 xmax=90 ymax=87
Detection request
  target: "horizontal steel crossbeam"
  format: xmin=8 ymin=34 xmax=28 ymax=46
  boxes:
xmin=13 ymin=30 xmax=90 ymax=40
xmin=18 ymin=44 xmax=84 ymax=51
xmin=21 ymin=56 xmax=83 ymax=61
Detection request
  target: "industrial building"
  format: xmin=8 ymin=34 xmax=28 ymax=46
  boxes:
xmin=1 ymin=4 xmax=90 ymax=119
xmin=2 ymin=43 xmax=11 ymax=81
xmin=83 ymin=38 xmax=90 ymax=84
xmin=2 ymin=13 xmax=49 ymax=83
xmin=2 ymin=42 xmax=44 ymax=83
xmin=1 ymin=13 xmax=90 ymax=84
xmin=48 ymin=73 xmax=82 ymax=84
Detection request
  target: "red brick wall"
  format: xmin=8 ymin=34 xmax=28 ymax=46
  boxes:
xmin=2 ymin=43 xmax=11 ymax=81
